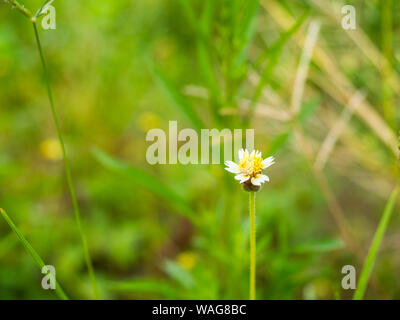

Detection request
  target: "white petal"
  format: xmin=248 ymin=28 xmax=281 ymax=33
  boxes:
xmin=250 ymin=150 xmax=255 ymax=156
xmin=235 ymin=174 xmax=250 ymax=183
xmin=225 ymin=167 xmax=240 ymax=174
xmin=251 ymin=174 xmax=269 ymax=186
xmin=238 ymin=149 xmax=245 ymax=160
xmin=262 ymin=156 xmax=275 ymax=168
xmin=224 ymin=160 xmax=235 ymax=167
xmin=224 ymin=161 xmax=241 ymax=174
xmin=256 ymin=150 xmax=262 ymax=158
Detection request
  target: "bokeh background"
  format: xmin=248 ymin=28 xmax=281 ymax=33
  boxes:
xmin=1 ymin=0 xmax=400 ymax=299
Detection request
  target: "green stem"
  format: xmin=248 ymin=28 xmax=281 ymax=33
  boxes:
xmin=32 ymin=23 xmax=100 ymax=299
xmin=7 ymin=0 xmax=33 ymax=19
xmin=381 ymin=0 xmax=395 ymax=130
xmin=353 ymin=187 xmax=399 ymax=300
xmin=249 ymin=191 xmax=256 ymax=300
xmin=0 ymin=208 xmax=69 ymax=300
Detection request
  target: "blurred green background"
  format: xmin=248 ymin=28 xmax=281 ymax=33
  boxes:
xmin=1 ymin=0 xmax=400 ymax=299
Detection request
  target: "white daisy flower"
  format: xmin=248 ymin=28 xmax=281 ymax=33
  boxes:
xmin=225 ymin=149 xmax=275 ymax=191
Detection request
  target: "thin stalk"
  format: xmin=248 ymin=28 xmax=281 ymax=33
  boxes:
xmin=0 ymin=208 xmax=69 ymax=300
xmin=32 ymin=23 xmax=99 ymax=299
xmin=6 ymin=0 xmax=32 ymax=19
xmin=249 ymin=191 xmax=256 ymax=300
xmin=353 ymin=187 xmax=399 ymax=300
xmin=381 ymin=0 xmax=395 ymax=130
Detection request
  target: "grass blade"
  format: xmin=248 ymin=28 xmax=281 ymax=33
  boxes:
xmin=178 ymin=0 xmax=221 ymax=124
xmin=34 ymin=0 xmax=55 ymax=18
xmin=32 ymin=23 xmax=99 ymax=299
xmin=177 ymin=0 xmax=200 ymax=36
xmin=265 ymin=131 xmax=291 ymax=156
xmin=297 ymin=95 xmax=321 ymax=123
xmin=381 ymin=0 xmax=395 ymax=129
xmin=353 ymin=187 xmax=399 ymax=300
xmin=292 ymin=238 xmax=344 ymax=254
xmin=233 ymin=0 xmax=259 ymax=70
xmin=148 ymin=61 xmax=205 ymax=131
xmin=0 ymin=208 xmax=69 ymax=300
xmin=254 ymin=10 xmax=310 ymax=68
xmin=92 ymin=147 xmax=196 ymax=222
xmin=246 ymin=10 xmax=309 ymax=124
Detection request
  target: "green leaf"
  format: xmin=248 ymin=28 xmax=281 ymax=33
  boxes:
xmin=238 ymin=0 xmax=259 ymax=43
xmin=255 ymin=10 xmax=310 ymax=68
xmin=298 ymin=95 xmax=321 ymax=123
xmin=163 ymin=260 xmax=195 ymax=289
xmin=0 ymin=208 xmax=69 ymax=300
xmin=353 ymin=188 xmax=399 ymax=300
xmin=177 ymin=0 xmax=212 ymax=43
xmin=178 ymin=0 xmax=200 ymax=35
xmin=197 ymin=41 xmax=220 ymax=101
xmin=92 ymin=147 xmax=196 ymax=222
xmin=266 ymin=132 xmax=291 ymax=156
xmin=177 ymin=0 xmax=222 ymax=127
xmin=178 ymin=0 xmax=221 ymax=125
xmin=233 ymin=0 xmax=259 ymax=70
xmin=34 ymin=0 xmax=55 ymax=18
xmin=292 ymin=238 xmax=345 ymax=254
xmin=148 ymin=61 xmax=205 ymax=131
xmin=200 ymin=0 xmax=214 ymax=37
xmin=247 ymin=10 xmax=310 ymax=124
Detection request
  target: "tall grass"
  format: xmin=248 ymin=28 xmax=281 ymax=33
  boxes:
xmin=381 ymin=0 xmax=395 ymax=130
xmin=354 ymin=188 xmax=399 ymax=300
xmin=2 ymin=0 xmax=400 ymax=300
xmin=5 ymin=0 xmax=99 ymax=299
xmin=0 ymin=208 xmax=69 ymax=300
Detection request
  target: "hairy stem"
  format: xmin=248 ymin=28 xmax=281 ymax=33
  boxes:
xmin=6 ymin=0 xmax=32 ymax=19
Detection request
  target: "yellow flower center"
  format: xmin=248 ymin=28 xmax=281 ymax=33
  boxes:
xmin=239 ymin=153 xmax=263 ymax=177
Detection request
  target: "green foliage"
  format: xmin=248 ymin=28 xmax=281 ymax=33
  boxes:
xmin=246 ymin=9 xmax=310 ymax=124
xmin=148 ymin=61 xmax=205 ymax=131
xmin=92 ymin=147 xmax=196 ymax=222
xmin=1 ymin=0 xmax=400 ymax=300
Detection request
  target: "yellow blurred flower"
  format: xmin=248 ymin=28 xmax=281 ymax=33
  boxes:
xmin=303 ymin=278 xmax=333 ymax=300
xmin=177 ymin=251 xmax=197 ymax=270
xmin=138 ymin=112 xmax=160 ymax=132
xmin=40 ymin=138 xmax=62 ymax=160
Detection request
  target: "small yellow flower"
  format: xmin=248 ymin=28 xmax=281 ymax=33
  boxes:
xmin=225 ymin=149 xmax=275 ymax=191
xmin=138 ymin=112 xmax=160 ymax=132
xmin=40 ymin=138 xmax=62 ymax=160
xmin=177 ymin=251 xmax=197 ymax=270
